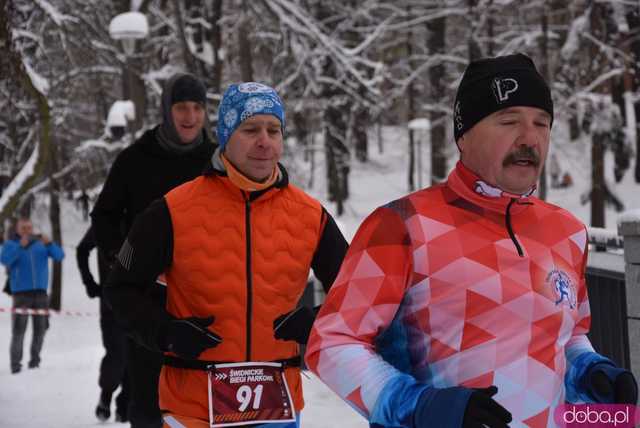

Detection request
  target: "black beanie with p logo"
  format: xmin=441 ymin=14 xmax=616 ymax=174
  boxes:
xmin=453 ymin=53 xmax=553 ymax=142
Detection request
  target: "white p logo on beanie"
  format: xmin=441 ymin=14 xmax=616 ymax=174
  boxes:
xmin=492 ymin=78 xmax=519 ymax=103
xmin=491 ymin=77 xmax=518 ymax=104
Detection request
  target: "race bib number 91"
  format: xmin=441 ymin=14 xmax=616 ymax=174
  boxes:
xmin=208 ymin=362 xmax=296 ymax=427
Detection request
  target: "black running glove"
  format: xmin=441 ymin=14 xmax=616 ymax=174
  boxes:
xmin=160 ymin=316 xmax=222 ymax=359
xmin=585 ymin=363 xmax=638 ymax=404
xmin=83 ymin=277 xmax=101 ymax=299
xmin=413 ymin=385 xmax=511 ymax=428
xmin=273 ymin=306 xmax=318 ymax=345
xmin=463 ymin=386 xmax=513 ymax=428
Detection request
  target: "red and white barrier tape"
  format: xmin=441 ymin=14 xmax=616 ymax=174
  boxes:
xmin=0 ymin=307 xmax=98 ymax=316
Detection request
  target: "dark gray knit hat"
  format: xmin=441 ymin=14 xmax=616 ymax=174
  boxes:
xmin=169 ymin=74 xmax=207 ymax=106
xmin=157 ymin=73 xmax=208 ymax=149
xmin=453 ymin=53 xmax=553 ymax=141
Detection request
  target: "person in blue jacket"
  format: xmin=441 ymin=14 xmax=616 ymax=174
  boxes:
xmin=1 ymin=217 xmax=64 ymax=374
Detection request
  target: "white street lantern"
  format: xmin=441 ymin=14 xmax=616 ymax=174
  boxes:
xmin=106 ymin=100 xmax=136 ymax=140
xmin=107 ymin=100 xmax=136 ymax=127
xmin=109 ymin=12 xmax=149 ymax=55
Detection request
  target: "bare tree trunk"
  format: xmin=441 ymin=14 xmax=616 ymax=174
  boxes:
xmin=353 ymin=105 xmax=368 ymax=162
xmin=238 ymin=5 xmax=254 ymax=82
xmin=569 ymin=115 xmax=581 ymax=140
xmin=467 ymin=0 xmax=482 ymax=61
xmin=406 ymin=8 xmax=415 ymax=191
xmin=625 ymin=5 xmax=640 ymax=182
xmin=0 ymin=1 xmax=51 ymax=223
xmin=325 ymin=102 xmax=349 ymax=216
xmin=591 ymin=132 xmax=605 ymax=227
xmin=48 ymin=140 xmax=62 ymax=311
xmin=427 ymin=14 xmax=446 ymax=185
xmin=486 ymin=0 xmax=494 ymax=56
xmin=172 ymin=0 xmax=197 ymax=73
xmin=209 ymin=0 xmax=224 ymax=108
xmin=588 ymin=2 xmax=611 ymax=226
xmin=308 ymin=132 xmax=315 ymax=189
xmin=293 ymin=108 xmax=316 ymax=188
xmin=538 ymin=3 xmax=549 ymax=200
xmin=189 ymin=0 xmax=209 ymax=78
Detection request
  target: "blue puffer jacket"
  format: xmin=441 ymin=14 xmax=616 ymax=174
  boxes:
xmin=0 ymin=237 xmax=65 ymax=294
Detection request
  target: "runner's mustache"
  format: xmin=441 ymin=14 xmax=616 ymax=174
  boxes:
xmin=503 ymin=147 xmax=540 ymax=167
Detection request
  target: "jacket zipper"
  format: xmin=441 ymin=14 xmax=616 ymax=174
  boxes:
xmin=506 ymin=198 xmax=524 ymax=257
xmin=30 ymin=246 xmax=36 ymax=290
xmin=244 ymin=194 xmax=253 ymax=361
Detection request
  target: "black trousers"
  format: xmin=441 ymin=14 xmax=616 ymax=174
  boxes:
xmin=10 ymin=291 xmax=48 ymax=371
xmin=126 ymin=338 xmax=163 ymax=428
xmin=99 ymin=299 xmax=129 ymax=405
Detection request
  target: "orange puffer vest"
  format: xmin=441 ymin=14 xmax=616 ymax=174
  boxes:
xmin=159 ymin=173 xmax=323 ymax=420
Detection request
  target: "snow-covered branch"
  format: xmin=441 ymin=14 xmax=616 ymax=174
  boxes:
xmin=33 ymin=0 xmax=79 ymax=26
xmin=564 ymin=68 xmax=625 ymax=107
xmin=0 ymin=141 xmax=39 ymax=215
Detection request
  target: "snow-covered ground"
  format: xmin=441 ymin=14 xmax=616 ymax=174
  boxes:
xmin=0 ymin=124 xmax=638 ymax=427
xmin=0 ymin=201 xmax=367 ymax=427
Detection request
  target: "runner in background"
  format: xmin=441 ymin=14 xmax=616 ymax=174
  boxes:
xmin=77 ymin=224 xmax=130 ymax=422
xmin=91 ymin=73 xmax=215 ymax=428
xmin=1 ymin=217 xmax=64 ymax=374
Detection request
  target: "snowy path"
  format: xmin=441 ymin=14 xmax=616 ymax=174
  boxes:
xmin=0 ymin=214 xmax=365 ymax=427
xmin=0 ymin=283 xmax=365 ymax=428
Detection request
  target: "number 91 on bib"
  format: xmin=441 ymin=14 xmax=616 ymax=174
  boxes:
xmin=207 ymin=362 xmax=296 ymax=427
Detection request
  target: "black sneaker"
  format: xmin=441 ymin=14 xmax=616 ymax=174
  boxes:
xmin=95 ymin=400 xmax=110 ymax=422
xmin=114 ymin=407 xmax=128 ymax=423
xmin=114 ymin=390 xmax=128 ymax=422
xmin=10 ymin=366 xmax=21 ymax=374
xmin=28 ymin=361 xmax=39 ymax=369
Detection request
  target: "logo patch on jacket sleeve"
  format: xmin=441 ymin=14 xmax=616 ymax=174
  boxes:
xmin=546 ymin=269 xmax=577 ymax=309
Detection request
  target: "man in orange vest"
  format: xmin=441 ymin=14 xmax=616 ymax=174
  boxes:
xmin=105 ymin=82 xmax=348 ymax=427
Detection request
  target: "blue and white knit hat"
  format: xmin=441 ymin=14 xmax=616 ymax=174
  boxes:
xmin=216 ymin=82 xmax=285 ymax=150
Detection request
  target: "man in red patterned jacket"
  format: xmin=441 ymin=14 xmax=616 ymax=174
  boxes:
xmin=306 ymin=53 xmax=638 ymax=428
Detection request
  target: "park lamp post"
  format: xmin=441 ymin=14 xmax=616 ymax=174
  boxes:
xmin=108 ymin=11 xmax=149 ymax=137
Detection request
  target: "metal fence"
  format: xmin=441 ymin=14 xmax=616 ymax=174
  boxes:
xmin=585 ymin=265 xmax=630 ymax=370
xmin=585 ymin=227 xmax=630 ymax=370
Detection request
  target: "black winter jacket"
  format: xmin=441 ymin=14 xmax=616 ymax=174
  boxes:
xmin=91 ymin=126 xmax=215 ymax=261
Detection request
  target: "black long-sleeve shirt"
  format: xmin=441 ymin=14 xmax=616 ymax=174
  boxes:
xmin=76 ymin=226 xmax=97 ymax=286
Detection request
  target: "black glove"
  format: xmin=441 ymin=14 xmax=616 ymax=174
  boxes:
xmin=463 ymin=386 xmax=512 ymax=428
xmin=83 ymin=277 xmax=101 ymax=299
xmin=413 ymin=385 xmax=511 ymax=428
xmin=586 ymin=363 xmax=638 ymax=404
xmin=273 ymin=306 xmax=318 ymax=345
xmin=161 ymin=316 xmax=222 ymax=359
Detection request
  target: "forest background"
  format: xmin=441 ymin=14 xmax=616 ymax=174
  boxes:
xmin=1 ymin=0 xmax=639 ymax=309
